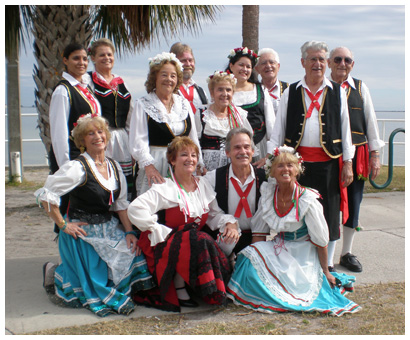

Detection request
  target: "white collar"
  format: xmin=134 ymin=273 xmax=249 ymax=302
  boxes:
xmin=297 ymin=77 xmax=333 ymax=92
xmin=228 ymin=164 xmax=255 ymax=186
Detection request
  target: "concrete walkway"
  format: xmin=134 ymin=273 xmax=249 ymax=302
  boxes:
xmin=5 ymin=192 xmax=405 ymax=334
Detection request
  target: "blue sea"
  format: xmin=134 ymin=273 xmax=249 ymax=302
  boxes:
xmin=4 ymin=107 xmax=405 ymax=167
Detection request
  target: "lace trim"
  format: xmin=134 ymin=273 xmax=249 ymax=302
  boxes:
xmin=202 ymin=110 xmax=231 ymax=133
xmin=139 ymin=93 xmax=190 ymax=124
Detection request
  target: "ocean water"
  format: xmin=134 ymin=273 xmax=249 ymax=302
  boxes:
xmin=4 ymin=108 xmax=405 ymax=167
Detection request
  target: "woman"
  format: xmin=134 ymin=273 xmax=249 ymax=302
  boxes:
xmin=128 ymin=52 xmax=204 ymax=196
xmin=227 ymin=146 xmax=361 ymax=316
xmin=89 ymin=38 xmax=134 ymax=197
xmin=35 ymin=115 xmax=154 ymax=317
xmin=128 ymin=136 xmax=240 ymax=312
xmin=197 ymin=71 xmax=254 ymax=171
xmin=226 ymin=47 xmax=275 ymax=165
xmin=48 ymin=42 xmax=101 ymax=232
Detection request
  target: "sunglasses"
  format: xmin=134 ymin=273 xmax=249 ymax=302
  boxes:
xmin=333 ymin=56 xmax=353 ymax=65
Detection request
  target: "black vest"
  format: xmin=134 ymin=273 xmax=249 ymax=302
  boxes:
xmin=240 ymin=83 xmax=266 ymax=145
xmin=346 ymin=78 xmax=367 ymax=146
xmin=147 ymin=114 xmax=192 ymax=147
xmin=279 ymin=80 xmax=289 ymax=96
xmin=214 ymin=164 xmax=266 ymax=214
xmin=285 ymin=81 xmax=343 ymax=158
xmin=68 ymin=155 xmax=120 ymax=224
xmin=90 ymin=72 xmax=131 ymax=128
xmin=195 ymin=84 xmax=208 ymax=105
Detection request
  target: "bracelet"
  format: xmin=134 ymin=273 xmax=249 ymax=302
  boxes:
xmin=125 ymin=231 xmax=139 ymax=238
xmin=58 ymin=220 xmax=67 ymax=231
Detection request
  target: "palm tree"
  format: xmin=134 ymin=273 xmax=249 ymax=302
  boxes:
xmin=242 ymin=5 xmax=259 ymax=51
xmin=5 ymin=5 xmax=223 ymax=154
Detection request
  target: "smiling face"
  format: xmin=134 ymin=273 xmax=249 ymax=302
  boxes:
xmin=226 ymin=133 xmax=254 ymax=169
xmin=229 ymin=56 xmax=252 ymax=83
xmin=211 ymin=80 xmax=234 ymax=109
xmin=155 ymin=62 xmax=178 ymax=96
xmin=270 ymin=153 xmax=300 ymax=185
xmin=301 ymin=48 xmax=327 ymax=83
xmin=171 ymin=146 xmax=198 ymax=177
xmin=63 ymin=49 xmax=88 ymax=81
xmin=328 ymin=47 xmax=355 ymax=84
xmin=91 ymin=45 xmax=115 ymax=74
xmin=83 ymin=123 xmax=107 ymax=154
xmin=255 ymin=53 xmax=280 ymax=84
xmin=177 ymin=51 xmax=195 ymax=82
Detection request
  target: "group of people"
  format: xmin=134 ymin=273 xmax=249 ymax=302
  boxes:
xmin=34 ymin=37 xmax=384 ymax=318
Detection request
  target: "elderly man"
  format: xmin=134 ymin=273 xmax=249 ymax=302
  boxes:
xmin=271 ymin=41 xmax=355 ymax=272
xmin=255 ymin=48 xmax=289 ymax=114
xmin=328 ymin=46 xmax=384 ymax=272
xmin=170 ymin=42 xmax=208 ymax=118
xmin=204 ymin=127 xmax=266 ymax=255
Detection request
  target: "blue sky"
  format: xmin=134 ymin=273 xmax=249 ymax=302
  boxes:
xmin=15 ymin=4 xmax=405 ymax=111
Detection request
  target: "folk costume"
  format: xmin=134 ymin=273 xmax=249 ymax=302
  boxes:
xmin=178 ymin=79 xmax=208 ymax=116
xmin=198 ymin=105 xmax=253 ymax=171
xmin=204 ymin=164 xmax=266 ymax=253
xmin=262 ymin=79 xmax=289 ymax=114
xmin=127 ymin=176 xmax=238 ymax=312
xmin=34 ymin=152 xmax=154 ymax=317
xmin=271 ymin=78 xmax=355 ymax=241
xmin=128 ymin=92 xmax=203 ymax=196
xmin=227 ymin=178 xmax=361 ymax=316
xmin=48 ymin=72 xmax=102 ymax=232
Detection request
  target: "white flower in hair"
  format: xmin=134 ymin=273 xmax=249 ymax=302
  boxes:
xmin=206 ymin=71 xmax=238 ymax=84
xmin=263 ymin=145 xmax=304 ymax=178
xmin=229 ymin=49 xmax=236 ymax=57
xmin=148 ymin=52 xmax=183 ymax=71
xmin=243 ymin=47 xmax=249 ymax=54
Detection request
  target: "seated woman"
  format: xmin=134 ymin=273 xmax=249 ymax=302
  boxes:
xmin=227 ymin=146 xmax=361 ymax=316
xmin=127 ymin=136 xmax=240 ymax=312
xmin=197 ymin=71 xmax=254 ymax=171
xmin=35 ymin=114 xmax=154 ymax=317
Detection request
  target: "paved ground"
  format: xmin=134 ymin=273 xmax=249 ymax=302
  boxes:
xmin=4 ymin=169 xmax=405 ymax=334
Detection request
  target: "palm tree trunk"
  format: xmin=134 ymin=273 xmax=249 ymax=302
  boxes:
xmin=242 ymin=5 xmax=259 ymax=51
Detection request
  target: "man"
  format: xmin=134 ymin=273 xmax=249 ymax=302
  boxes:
xmin=204 ymin=127 xmax=267 ymax=255
xmin=271 ymin=41 xmax=355 ymax=272
xmin=170 ymin=42 xmax=208 ymax=120
xmin=255 ymin=48 xmax=289 ymax=114
xmin=328 ymin=46 xmax=384 ymax=272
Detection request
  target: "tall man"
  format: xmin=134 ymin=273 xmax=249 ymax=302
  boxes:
xmin=204 ymin=127 xmax=267 ymax=255
xmin=255 ymin=48 xmax=289 ymax=114
xmin=271 ymin=41 xmax=355 ymax=271
xmin=328 ymin=46 xmax=384 ymax=272
xmin=170 ymin=42 xmax=208 ymax=119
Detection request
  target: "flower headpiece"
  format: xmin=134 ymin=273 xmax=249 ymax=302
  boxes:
xmin=148 ymin=52 xmax=183 ymax=71
xmin=227 ymin=47 xmax=259 ymax=63
xmin=264 ymin=146 xmax=304 ymax=177
xmin=72 ymin=113 xmax=99 ymax=129
xmin=206 ymin=71 xmax=237 ymax=84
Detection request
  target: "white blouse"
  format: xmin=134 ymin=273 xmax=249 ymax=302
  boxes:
xmin=34 ymin=152 xmax=129 ymax=212
xmin=128 ymin=92 xmax=203 ymax=169
xmin=127 ymin=176 xmax=238 ymax=247
xmin=251 ymin=178 xmax=329 ymax=248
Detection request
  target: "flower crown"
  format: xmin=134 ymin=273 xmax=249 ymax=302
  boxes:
xmin=72 ymin=113 xmax=99 ymax=129
xmin=228 ymin=47 xmax=259 ymax=62
xmin=264 ymin=146 xmax=304 ymax=177
xmin=206 ymin=71 xmax=237 ymax=84
xmin=148 ymin=52 xmax=183 ymax=71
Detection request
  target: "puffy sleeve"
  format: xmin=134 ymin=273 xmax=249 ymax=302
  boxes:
xmin=303 ymin=195 xmax=329 ymax=248
xmin=110 ymin=160 xmax=130 ymax=211
xmin=34 ymin=160 xmax=85 ymax=208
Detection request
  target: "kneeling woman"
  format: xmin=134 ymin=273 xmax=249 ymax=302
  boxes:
xmin=35 ymin=115 xmax=154 ymax=317
xmin=128 ymin=136 xmax=240 ymax=312
xmin=227 ymin=146 xmax=361 ymax=316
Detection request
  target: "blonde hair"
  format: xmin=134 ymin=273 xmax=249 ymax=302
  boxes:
xmin=208 ymin=73 xmax=236 ymax=94
xmin=269 ymin=151 xmax=304 ymax=178
xmin=166 ymin=136 xmax=199 ymax=165
xmin=90 ymin=38 xmax=115 ymax=56
xmin=145 ymin=60 xmax=183 ymax=94
xmin=72 ymin=115 xmax=111 ymax=151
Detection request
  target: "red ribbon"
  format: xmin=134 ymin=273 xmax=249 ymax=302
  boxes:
xmin=268 ymin=85 xmax=278 ymax=99
xmin=230 ymin=178 xmax=254 ymax=218
xmin=304 ymin=88 xmax=323 ymax=118
xmin=179 ymin=85 xmax=196 ymax=114
xmin=75 ymin=85 xmax=98 ymax=113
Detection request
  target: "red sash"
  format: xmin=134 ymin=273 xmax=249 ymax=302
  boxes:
xmin=230 ymin=178 xmax=254 ymax=218
xmin=304 ymin=88 xmax=323 ymax=118
xmin=179 ymin=85 xmax=196 ymax=114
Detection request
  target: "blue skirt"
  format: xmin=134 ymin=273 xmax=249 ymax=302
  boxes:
xmin=227 ymin=247 xmax=361 ymax=317
xmin=54 ymin=217 xmax=154 ymax=317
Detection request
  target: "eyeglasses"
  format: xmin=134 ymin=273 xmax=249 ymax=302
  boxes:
xmin=333 ymin=56 xmax=353 ymax=65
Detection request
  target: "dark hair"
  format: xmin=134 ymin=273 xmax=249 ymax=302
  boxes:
xmin=225 ymin=53 xmax=259 ymax=84
xmin=63 ymin=42 xmax=86 ymax=60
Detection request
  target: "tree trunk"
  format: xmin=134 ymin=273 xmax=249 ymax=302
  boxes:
xmin=242 ymin=5 xmax=259 ymax=52
xmin=33 ymin=5 xmax=92 ymax=153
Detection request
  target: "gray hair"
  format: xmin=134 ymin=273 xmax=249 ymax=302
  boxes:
xmin=225 ymin=127 xmax=255 ymax=152
xmin=256 ymin=48 xmax=280 ymax=65
xmin=300 ymin=41 xmax=329 ymax=59
xmin=329 ymin=46 xmax=354 ymax=60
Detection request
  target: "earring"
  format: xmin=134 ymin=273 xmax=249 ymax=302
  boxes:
xmin=80 ymin=146 xmax=85 ymax=153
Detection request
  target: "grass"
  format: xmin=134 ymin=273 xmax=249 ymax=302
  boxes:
xmin=26 ymin=282 xmax=404 ymax=335
xmin=364 ymin=165 xmax=405 ymax=193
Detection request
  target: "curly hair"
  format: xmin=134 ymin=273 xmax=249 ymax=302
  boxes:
xmin=71 ymin=115 xmax=111 ymax=151
xmin=145 ymin=60 xmax=183 ymax=94
xmin=208 ymin=73 xmax=237 ymax=95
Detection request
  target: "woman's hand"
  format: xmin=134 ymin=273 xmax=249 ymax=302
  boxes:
xmin=145 ymin=164 xmax=165 ymax=186
xmin=221 ymin=223 xmax=240 ymax=244
xmin=126 ymin=234 xmax=141 ymax=256
xmin=62 ymin=221 xmax=88 ymax=239
xmin=252 ymin=157 xmax=267 ymax=169
xmin=325 ymin=270 xmax=337 ymax=288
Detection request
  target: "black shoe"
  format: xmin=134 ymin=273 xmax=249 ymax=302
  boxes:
xmin=340 ymin=253 xmax=362 ymax=272
xmin=328 ymin=266 xmax=336 ymax=273
xmin=178 ymin=298 xmax=199 ymax=308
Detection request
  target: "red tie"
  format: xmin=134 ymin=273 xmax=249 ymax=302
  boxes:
xmin=268 ymin=85 xmax=278 ymax=99
xmin=341 ymin=81 xmax=349 ymax=89
xmin=179 ymin=85 xmax=196 ymax=114
xmin=305 ymin=88 xmax=323 ymax=118
xmin=230 ymin=178 xmax=254 ymax=218
xmin=76 ymin=85 xmax=98 ymax=113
